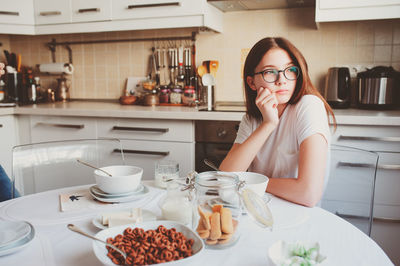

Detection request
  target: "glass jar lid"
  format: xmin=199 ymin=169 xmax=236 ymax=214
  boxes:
xmin=241 ymin=188 xmax=273 ymax=228
xmin=194 ymin=171 xmax=239 ymax=189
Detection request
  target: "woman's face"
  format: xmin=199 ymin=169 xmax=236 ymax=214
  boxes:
xmin=247 ymin=48 xmax=297 ymax=105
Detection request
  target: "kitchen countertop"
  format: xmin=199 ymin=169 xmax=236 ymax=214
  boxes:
xmin=1 ymin=101 xmax=400 ymax=125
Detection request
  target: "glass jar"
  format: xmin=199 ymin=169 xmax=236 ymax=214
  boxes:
xmin=182 ymin=86 xmax=196 ymax=105
xmin=170 ymin=87 xmax=182 ymax=104
xmin=159 ymin=178 xmax=193 ymax=226
xmin=191 ymin=171 xmax=272 ymax=249
xmin=159 ymin=86 xmax=170 ymax=104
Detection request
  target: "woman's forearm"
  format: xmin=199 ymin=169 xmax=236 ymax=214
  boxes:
xmin=219 ymin=122 xmax=276 ymax=171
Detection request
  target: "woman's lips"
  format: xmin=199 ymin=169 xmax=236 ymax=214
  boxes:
xmin=275 ymin=89 xmax=288 ymax=94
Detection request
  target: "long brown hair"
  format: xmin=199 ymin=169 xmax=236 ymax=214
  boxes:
xmin=243 ymin=37 xmax=336 ymax=127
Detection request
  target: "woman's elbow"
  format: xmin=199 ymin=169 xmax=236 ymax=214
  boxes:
xmin=300 ymin=186 xmax=323 ymax=207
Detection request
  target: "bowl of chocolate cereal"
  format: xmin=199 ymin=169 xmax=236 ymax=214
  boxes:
xmin=92 ymin=220 xmax=204 ymax=265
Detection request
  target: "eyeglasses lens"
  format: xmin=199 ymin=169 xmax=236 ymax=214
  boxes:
xmin=262 ymin=66 xmax=299 ymax=82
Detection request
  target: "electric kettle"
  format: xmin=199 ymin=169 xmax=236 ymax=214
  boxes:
xmin=324 ymin=67 xmax=351 ymax=108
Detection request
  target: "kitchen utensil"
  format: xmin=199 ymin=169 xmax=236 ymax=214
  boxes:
xmin=3 ymin=50 xmax=10 ymax=66
xmin=16 ymin=54 xmax=21 ymax=72
xmin=10 ymin=53 xmax=17 ymax=69
xmin=76 ymin=159 xmax=112 ymax=177
xmin=67 ymin=224 xmax=127 ymax=262
xmin=357 ymin=66 xmax=400 ymax=109
xmin=324 ymin=67 xmax=351 ymax=108
xmin=201 ymin=73 xmax=215 ymax=111
xmin=209 ymin=60 xmax=219 ymax=78
xmin=203 ymin=158 xmax=220 ymax=171
xmin=197 ymin=65 xmax=207 ymax=78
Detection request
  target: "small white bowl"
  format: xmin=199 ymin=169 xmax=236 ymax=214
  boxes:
xmin=94 ymin=165 xmax=143 ymax=194
xmin=235 ymin=172 xmax=269 ymax=197
xmin=268 ymin=240 xmax=326 ymax=265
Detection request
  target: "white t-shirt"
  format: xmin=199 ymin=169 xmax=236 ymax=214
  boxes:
xmin=234 ymin=95 xmax=331 ymax=180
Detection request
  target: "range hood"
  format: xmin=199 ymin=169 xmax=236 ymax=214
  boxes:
xmin=208 ymin=0 xmax=315 ymax=12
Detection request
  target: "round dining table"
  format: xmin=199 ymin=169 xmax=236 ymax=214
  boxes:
xmin=0 ymin=181 xmax=394 ymax=266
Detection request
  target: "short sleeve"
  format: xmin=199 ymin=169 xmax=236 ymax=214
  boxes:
xmin=234 ymin=114 xmax=254 ymax=144
xmin=295 ymin=95 xmax=331 ymax=146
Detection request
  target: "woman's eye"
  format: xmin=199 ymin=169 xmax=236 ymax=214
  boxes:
xmin=288 ymin=66 xmax=298 ymax=73
xmin=264 ymin=70 xmax=276 ymax=75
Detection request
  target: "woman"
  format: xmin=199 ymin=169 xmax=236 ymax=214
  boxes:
xmin=219 ymin=37 xmax=335 ymax=207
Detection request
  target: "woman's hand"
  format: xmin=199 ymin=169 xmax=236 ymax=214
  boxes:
xmin=255 ymin=87 xmax=279 ymax=126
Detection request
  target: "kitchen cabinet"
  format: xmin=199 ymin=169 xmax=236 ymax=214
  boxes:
xmin=0 ymin=0 xmax=35 ymax=35
xmin=323 ymin=124 xmax=400 ymax=265
xmin=316 ymin=0 xmax=400 ymax=22
xmin=29 ymin=115 xmax=97 ymax=143
xmin=97 ymin=117 xmax=195 ymax=181
xmin=34 ymin=0 xmax=71 ymax=25
xmin=0 ymin=115 xmax=16 ymax=177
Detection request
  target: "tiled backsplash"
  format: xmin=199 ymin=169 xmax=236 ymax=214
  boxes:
xmin=2 ymin=7 xmax=400 ymax=102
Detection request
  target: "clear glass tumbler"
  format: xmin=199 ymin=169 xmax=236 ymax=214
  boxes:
xmin=154 ymin=160 xmax=179 ymax=188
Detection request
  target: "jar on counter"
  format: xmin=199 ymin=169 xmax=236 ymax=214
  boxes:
xmin=170 ymin=86 xmax=183 ymax=104
xmin=159 ymin=86 xmax=170 ymax=104
xmin=144 ymin=88 xmax=159 ymax=106
xmin=190 ymin=171 xmax=272 ymax=249
xmin=182 ymin=86 xmax=196 ymax=105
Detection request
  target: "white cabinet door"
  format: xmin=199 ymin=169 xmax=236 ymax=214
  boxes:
xmin=30 ymin=116 xmax=97 ymax=143
xmin=316 ymin=0 xmax=400 ymax=22
xmin=0 ymin=115 xmax=16 ymax=176
xmin=0 ymin=0 xmax=34 ymax=25
xmin=112 ymin=0 xmax=202 ymax=20
xmin=34 ymin=0 xmax=71 ymax=25
xmin=120 ymin=139 xmax=194 ymax=181
xmin=71 ymin=0 xmax=111 ymax=23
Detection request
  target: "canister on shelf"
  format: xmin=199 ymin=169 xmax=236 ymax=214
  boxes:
xmin=170 ymin=86 xmax=182 ymax=104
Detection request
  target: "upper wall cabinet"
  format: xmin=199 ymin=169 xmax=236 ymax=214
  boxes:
xmin=316 ymin=0 xmax=400 ymax=22
xmin=34 ymin=0 xmax=71 ymax=25
xmin=32 ymin=0 xmax=222 ymax=35
xmin=0 ymin=0 xmax=35 ymax=34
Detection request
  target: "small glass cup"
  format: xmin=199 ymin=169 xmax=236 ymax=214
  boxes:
xmin=154 ymin=160 xmax=179 ymax=188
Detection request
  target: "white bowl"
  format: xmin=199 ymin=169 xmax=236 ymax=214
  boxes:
xmin=94 ymin=165 xmax=143 ymax=194
xmin=93 ymin=220 xmax=204 ymax=266
xmin=235 ymin=172 xmax=269 ymax=197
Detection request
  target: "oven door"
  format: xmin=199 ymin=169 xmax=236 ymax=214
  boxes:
xmin=195 ymin=142 xmax=232 ymax=172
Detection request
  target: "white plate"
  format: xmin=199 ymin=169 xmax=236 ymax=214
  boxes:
xmin=0 ymin=222 xmax=35 ymax=256
xmin=92 ymin=209 xmax=158 ymax=230
xmin=0 ymin=221 xmax=31 ymax=249
xmin=93 ymin=220 xmax=204 ymax=266
xmin=89 ymin=185 xmax=150 ymax=203
xmin=90 ymin=184 xmax=144 ymax=198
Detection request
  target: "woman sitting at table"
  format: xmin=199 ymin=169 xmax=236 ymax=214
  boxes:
xmin=219 ymin=37 xmax=335 ymax=207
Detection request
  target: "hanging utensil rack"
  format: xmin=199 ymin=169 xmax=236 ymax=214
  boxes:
xmin=46 ymin=31 xmax=197 ymax=64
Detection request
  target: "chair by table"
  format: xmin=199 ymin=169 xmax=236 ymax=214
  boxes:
xmin=321 ymin=144 xmax=379 ymax=236
xmin=12 ymin=138 xmax=125 ymax=197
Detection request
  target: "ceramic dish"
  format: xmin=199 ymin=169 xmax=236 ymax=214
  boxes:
xmin=90 ymin=184 xmax=144 ymax=198
xmin=0 ymin=222 xmax=35 ymax=256
xmin=92 ymin=209 xmax=158 ymax=230
xmin=0 ymin=220 xmax=31 ymax=249
xmin=89 ymin=185 xmax=150 ymax=203
xmin=93 ymin=220 xmax=204 ymax=266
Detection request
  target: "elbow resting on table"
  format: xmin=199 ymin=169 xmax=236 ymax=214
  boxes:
xmin=298 ymin=186 xmax=323 ymax=208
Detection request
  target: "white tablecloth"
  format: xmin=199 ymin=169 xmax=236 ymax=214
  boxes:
xmin=0 ymin=182 xmax=394 ymax=266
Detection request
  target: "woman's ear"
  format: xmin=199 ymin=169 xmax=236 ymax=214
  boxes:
xmin=246 ymin=76 xmax=257 ymax=91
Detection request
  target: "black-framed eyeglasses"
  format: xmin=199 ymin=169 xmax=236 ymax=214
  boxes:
xmin=254 ymin=66 xmax=300 ymax=83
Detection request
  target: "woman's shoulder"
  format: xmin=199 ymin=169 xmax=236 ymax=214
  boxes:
xmin=294 ymin=94 xmax=325 ymax=112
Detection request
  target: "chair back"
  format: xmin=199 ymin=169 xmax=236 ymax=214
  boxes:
xmin=12 ymin=138 xmax=125 ymax=197
xmin=321 ymin=144 xmax=379 ymax=236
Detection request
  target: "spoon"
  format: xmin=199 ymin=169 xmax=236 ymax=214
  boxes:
xmin=203 ymin=158 xmax=220 ymax=171
xmin=76 ymin=159 xmax=112 ymax=177
xmin=67 ymin=224 xmax=126 ymax=262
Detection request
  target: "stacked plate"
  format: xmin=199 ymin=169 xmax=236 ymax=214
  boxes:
xmin=89 ymin=184 xmax=150 ymax=203
xmin=0 ymin=220 xmax=35 ymax=256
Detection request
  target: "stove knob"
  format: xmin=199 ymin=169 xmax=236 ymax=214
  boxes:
xmin=217 ymin=128 xmax=227 ymax=138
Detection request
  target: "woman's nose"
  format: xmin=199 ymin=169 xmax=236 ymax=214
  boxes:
xmin=275 ymin=71 xmax=286 ymax=85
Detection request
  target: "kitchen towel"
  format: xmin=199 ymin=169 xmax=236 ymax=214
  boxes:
xmin=38 ymin=63 xmax=74 ymax=75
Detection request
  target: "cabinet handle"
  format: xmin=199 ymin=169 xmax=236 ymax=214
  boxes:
xmin=338 ymin=135 xmax=400 ymax=142
xmin=336 ymin=212 xmax=400 ymax=223
xmin=112 ymin=126 xmax=169 ymax=133
xmin=0 ymin=124 xmax=2 ymax=128
xmin=36 ymin=122 xmax=84 ymax=129
xmin=39 ymin=11 xmax=62 ymax=16
xmin=338 ymin=162 xmax=376 ymax=168
xmin=377 ymin=164 xmax=400 ymax=170
xmin=127 ymin=2 xmax=180 ymax=9
xmin=113 ymin=148 xmax=169 ymax=156
xmin=0 ymin=11 xmax=19 ymax=16
xmin=78 ymin=8 xmax=100 ymax=13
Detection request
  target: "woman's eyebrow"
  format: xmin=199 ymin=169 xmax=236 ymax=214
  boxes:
xmin=260 ymin=62 xmax=295 ymax=69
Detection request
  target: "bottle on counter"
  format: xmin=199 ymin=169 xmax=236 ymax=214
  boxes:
xmin=159 ymin=86 xmax=170 ymax=104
